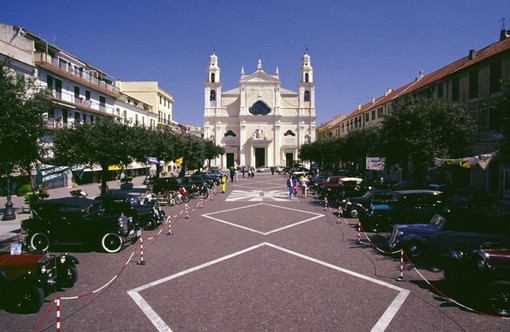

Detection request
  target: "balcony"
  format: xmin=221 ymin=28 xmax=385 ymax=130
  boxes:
xmin=34 ymin=52 xmax=120 ymax=97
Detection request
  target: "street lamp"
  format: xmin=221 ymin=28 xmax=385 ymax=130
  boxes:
xmin=2 ymin=175 xmax=16 ymax=221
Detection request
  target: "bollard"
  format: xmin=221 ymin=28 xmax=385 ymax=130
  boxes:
xmin=185 ymin=203 xmax=190 ymax=219
xmin=336 ymin=207 xmax=342 ymax=224
xmin=323 ymin=197 xmax=328 ymax=211
xmin=396 ymin=249 xmax=405 ymax=281
xmin=137 ymin=237 xmax=146 ymax=265
xmin=166 ymin=215 xmax=173 ymax=235
xmin=56 ymin=297 xmax=61 ymax=332
xmin=356 ymin=221 xmax=363 ymax=244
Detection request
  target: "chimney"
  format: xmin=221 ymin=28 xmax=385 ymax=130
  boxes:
xmin=415 ymin=70 xmax=424 ymax=82
xmin=357 ymin=103 xmax=361 ymax=110
xmin=372 ymin=97 xmax=375 ymax=103
xmin=385 ymin=88 xmax=393 ymax=96
xmin=468 ymin=49 xmax=476 ymax=60
xmin=500 ymin=29 xmax=510 ymax=41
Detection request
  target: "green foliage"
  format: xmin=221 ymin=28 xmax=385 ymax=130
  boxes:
xmin=17 ymin=184 xmax=32 ymax=196
xmin=0 ymin=60 xmax=52 ymax=176
xmin=379 ymin=96 xmax=476 ymax=183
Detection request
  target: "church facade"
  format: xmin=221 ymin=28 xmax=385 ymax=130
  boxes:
xmin=203 ymin=52 xmax=316 ymax=169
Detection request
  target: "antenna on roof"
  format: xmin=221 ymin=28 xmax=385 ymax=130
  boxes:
xmin=501 ymin=17 xmax=506 ymax=30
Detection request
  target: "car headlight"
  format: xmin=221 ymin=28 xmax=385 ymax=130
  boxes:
xmin=60 ymin=254 xmax=67 ymax=264
xmin=40 ymin=265 xmax=47 ymax=274
xmin=341 ymin=199 xmax=347 ymax=204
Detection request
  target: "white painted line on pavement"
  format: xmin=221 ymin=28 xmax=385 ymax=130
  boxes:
xmin=201 ymin=203 xmax=324 ymax=235
xmin=128 ymin=242 xmax=409 ymax=332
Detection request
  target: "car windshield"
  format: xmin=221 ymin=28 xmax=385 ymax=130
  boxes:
xmin=430 ymin=214 xmax=447 ymax=228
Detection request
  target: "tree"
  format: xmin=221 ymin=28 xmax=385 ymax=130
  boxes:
xmin=176 ymin=134 xmax=206 ymax=177
xmin=0 ymin=62 xmax=51 ymax=176
xmin=130 ymin=126 xmax=178 ymax=177
xmin=52 ymin=120 xmax=136 ymax=195
xmin=343 ymin=127 xmax=381 ymax=172
xmin=379 ymin=97 xmax=476 ymax=185
xmin=0 ymin=61 xmax=52 ymax=220
xmin=203 ymin=139 xmax=225 ymax=168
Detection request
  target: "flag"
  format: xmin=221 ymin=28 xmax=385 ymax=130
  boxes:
xmin=145 ymin=156 xmax=159 ymax=165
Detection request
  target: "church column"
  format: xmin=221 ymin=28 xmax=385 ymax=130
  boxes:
xmin=274 ymin=120 xmax=281 ymax=166
xmin=240 ymin=120 xmax=246 ymax=166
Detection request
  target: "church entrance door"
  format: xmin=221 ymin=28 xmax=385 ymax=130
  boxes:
xmin=226 ymin=153 xmax=235 ymax=168
xmin=255 ymin=148 xmax=265 ymax=168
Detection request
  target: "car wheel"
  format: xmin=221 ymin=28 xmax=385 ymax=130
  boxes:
xmin=57 ymin=266 xmax=78 ymax=288
xmin=200 ymin=191 xmax=209 ymax=199
xmin=349 ymin=207 xmax=361 ymax=219
xmin=8 ymin=285 xmax=45 ymax=314
xmin=30 ymin=233 xmax=50 ymax=251
xmin=183 ymin=195 xmax=190 ymax=203
xmin=101 ymin=233 xmax=123 ymax=253
xmin=488 ymin=281 xmax=510 ymax=316
xmin=405 ymin=241 xmax=424 ymax=259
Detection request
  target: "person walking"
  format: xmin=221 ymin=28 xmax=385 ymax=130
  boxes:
xmin=299 ymin=175 xmax=309 ymax=198
xmin=286 ymin=175 xmax=295 ymax=199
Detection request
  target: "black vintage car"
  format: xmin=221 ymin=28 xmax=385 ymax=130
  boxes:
xmin=339 ymin=189 xmax=394 ymax=218
xmin=152 ymin=177 xmax=182 ymax=194
xmin=359 ymin=189 xmax=448 ymax=232
xmin=94 ymin=192 xmax=165 ymax=230
xmin=444 ymin=241 xmax=510 ymax=316
xmin=22 ymin=198 xmax=142 ymax=253
xmin=0 ymin=252 xmax=78 ymax=313
xmin=387 ymin=213 xmax=505 ymax=259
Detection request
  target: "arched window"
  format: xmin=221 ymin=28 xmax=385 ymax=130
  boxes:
xmin=210 ymin=90 xmax=216 ymax=101
xmin=304 ymin=73 xmax=309 ymax=83
xmin=304 ymin=90 xmax=310 ymax=102
xmin=249 ymin=101 xmax=271 ymax=116
xmin=211 ymin=73 xmax=215 ymax=83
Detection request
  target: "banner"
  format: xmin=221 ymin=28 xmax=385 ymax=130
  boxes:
xmin=366 ymin=157 xmax=386 ymax=171
xmin=36 ymin=164 xmax=71 ymax=184
xmin=145 ymin=156 xmax=159 ymax=165
xmin=434 ymin=151 xmax=497 ymax=170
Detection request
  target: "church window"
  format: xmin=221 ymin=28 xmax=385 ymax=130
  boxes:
xmin=224 ymin=130 xmax=237 ymax=137
xmin=211 ymin=73 xmax=215 ymax=83
xmin=305 ymin=73 xmax=309 ymax=83
xmin=284 ymin=130 xmax=296 ymax=137
xmin=304 ymin=90 xmax=310 ymax=102
xmin=249 ymin=101 xmax=271 ymax=116
xmin=210 ymin=90 xmax=216 ymax=101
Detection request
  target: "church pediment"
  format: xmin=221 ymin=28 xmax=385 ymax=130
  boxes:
xmin=240 ymin=71 xmax=279 ymax=83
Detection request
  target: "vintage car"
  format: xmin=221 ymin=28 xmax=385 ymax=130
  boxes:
xmin=94 ymin=192 xmax=165 ymax=230
xmin=444 ymin=241 xmax=510 ymax=316
xmin=152 ymin=176 xmax=183 ymax=194
xmin=387 ymin=213 xmax=505 ymax=259
xmin=314 ymin=175 xmax=346 ymax=199
xmin=359 ymin=189 xmax=448 ymax=232
xmin=339 ymin=189 xmax=395 ymax=219
xmin=193 ymin=171 xmax=221 ymax=185
xmin=22 ymin=198 xmax=142 ymax=253
xmin=0 ymin=252 xmax=78 ymax=313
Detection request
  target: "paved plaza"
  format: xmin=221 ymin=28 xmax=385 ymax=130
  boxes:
xmin=0 ymin=173 xmax=508 ymax=331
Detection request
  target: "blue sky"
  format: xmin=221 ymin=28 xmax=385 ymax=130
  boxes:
xmin=2 ymin=1 xmax=510 ymax=127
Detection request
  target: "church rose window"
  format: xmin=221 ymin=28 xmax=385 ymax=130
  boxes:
xmin=249 ymin=101 xmax=271 ymax=116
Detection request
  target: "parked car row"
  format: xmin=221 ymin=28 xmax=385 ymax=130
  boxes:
xmin=328 ymin=179 xmax=510 ymax=316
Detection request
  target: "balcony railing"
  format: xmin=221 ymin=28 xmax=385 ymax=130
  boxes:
xmin=35 ymin=52 xmax=120 ymax=96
